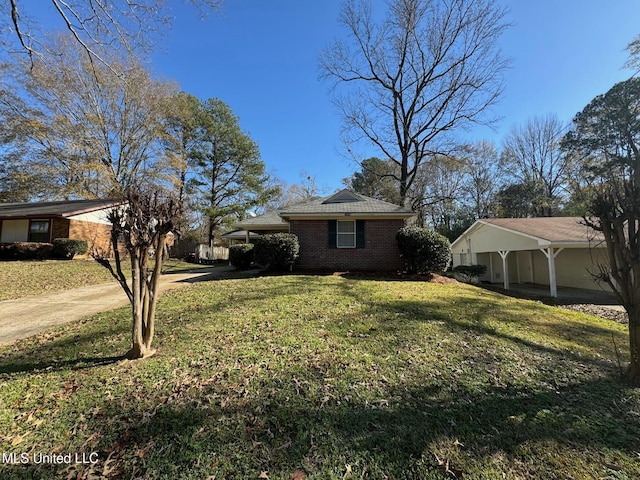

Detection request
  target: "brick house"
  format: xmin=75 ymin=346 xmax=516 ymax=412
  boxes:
xmin=234 ymin=190 xmax=415 ymax=270
xmin=0 ymin=199 xmax=122 ymax=254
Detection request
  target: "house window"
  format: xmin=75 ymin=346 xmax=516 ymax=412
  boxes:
xmin=328 ymin=219 xmax=365 ymax=249
xmin=337 ymin=220 xmax=356 ymax=248
xmin=29 ymin=219 xmax=50 ymax=243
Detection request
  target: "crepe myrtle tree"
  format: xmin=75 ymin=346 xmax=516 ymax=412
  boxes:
xmin=93 ymin=188 xmax=181 ymax=359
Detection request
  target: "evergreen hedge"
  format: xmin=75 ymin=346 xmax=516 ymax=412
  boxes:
xmin=52 ymin=238 xmax=89 ymax=259
xmin=0 ymin=242 xmax=54 ymax=260
xmin=253 ymin=233 xmax=299 ymax=271
xmin=229 ymin=243 xmax=254 ymax=270
xmin=396 ymin=226 xmax=452 ymax=274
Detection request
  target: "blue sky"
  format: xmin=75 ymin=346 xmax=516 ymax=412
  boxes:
xmin=38 ymin=0 xmax=640 ymax=193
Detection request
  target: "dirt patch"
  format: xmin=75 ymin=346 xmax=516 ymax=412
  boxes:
xmin=558 ymin=304 xmax=628 ymax=325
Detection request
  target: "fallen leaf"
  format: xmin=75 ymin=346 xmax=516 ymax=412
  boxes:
xmin=343 ymin=464 xmax=352 ymax=479
xmin=290 ymin=469 xmax=307 ymax=480
xmin=259 ymin=472 xmax=269 ymax=479
xmin=11 ymin=434 xmax=26 ymax=446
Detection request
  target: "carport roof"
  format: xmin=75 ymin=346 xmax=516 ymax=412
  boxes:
xmin=452 ymin=217 xmax=604 ymax=249
xmin=480 ymin=217 xmax=603 ymax=243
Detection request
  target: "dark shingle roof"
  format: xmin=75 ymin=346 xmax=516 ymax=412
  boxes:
xmin=234 ymin=190 xmax=414 ymax=230
xmin=0 ymin=199 xmax=121 ymax=218
xmin=279 ymin=190 xmax=413 ymax=217
xmin=234 ymin=210 xmax=289 ymax=229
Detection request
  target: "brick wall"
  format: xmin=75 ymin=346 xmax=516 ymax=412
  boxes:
xmin=69 ymin=219 xmax=114 ymax=255
xmin=51 ymin=218 xmax=70 ymax=240
xmin=290 ymin=219 xmax=406 ymax=271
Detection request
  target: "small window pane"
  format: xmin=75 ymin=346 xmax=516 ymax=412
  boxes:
xmin=29 ymin=220 xmax=50 ymax=242
xmin=337 ymin=234 xmax=355 ymax=248
xmin=337 ymin=221 xmax=355 ymax=233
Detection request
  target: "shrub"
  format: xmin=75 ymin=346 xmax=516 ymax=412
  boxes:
xmin=453 ymin=264 xmax=487 ymax=277
xmin=253 ymin=233 xmax=299 ymax=271
xmin=396 ymin=226 xmax=451 ymax=274
xmin=52 ymin=238 xmax=88 ymax=260
xmin=229 ymin=243 xmax=254 ymax=270
xmin=0 ymin=242 xmax=54 ymax=260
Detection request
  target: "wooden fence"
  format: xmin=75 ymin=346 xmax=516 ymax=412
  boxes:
xmin=195 ymin=244 xmax=229 ymax=262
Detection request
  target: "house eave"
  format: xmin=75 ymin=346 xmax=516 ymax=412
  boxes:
xmin=62 ymin=201 xmax=123 ymax=218
xmin=280 ymin=212 xmax=414 ymax=220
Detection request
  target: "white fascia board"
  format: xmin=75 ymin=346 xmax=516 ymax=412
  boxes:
xmin=451 ymin=220 xmax=485 ymax=249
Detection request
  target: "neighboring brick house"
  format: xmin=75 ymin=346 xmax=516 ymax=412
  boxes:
xmin=234 ymin=190 xmax=415 ymax=270
xmin=0 ymin=199 xmax=122 ymax=254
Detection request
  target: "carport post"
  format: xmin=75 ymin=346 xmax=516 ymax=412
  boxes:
xmin=498 ymin=250 xmax=510 ymax=290
xmin=540 ymin=247 xmax=564 ymax=298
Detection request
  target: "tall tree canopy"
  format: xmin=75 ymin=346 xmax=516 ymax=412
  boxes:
xmin=0 ymin=35 xmax=177 ymax=199
xmin=320 ymin=0 xmax=509 ymax=205
xmin=187 ymin=98 xmax=278 ymax=245
xmin=562 ymin=77 xmax=640 ymax=386
xmin=344 ymin=157 xmax=400 ymax=204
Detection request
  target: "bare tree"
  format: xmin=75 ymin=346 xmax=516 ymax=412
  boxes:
xmin=460 ymin=140 xmax=500 ymax=219
xmin=501 ymin=114 xmax=573 ymax=216
xmin=409 ymin=154 xmax=467 ymax=231
xmin=0 ymin=34 xmax=178 ymax=199
xmin=94 ymin=188 xmax=181 ymax=359
xmin=4 ymin=0 xmax=222 ymax=67
xmin=266 ymin=172 xmax=328 ymax=209
xmin=320 ymin=0 xmax=509 ymax=205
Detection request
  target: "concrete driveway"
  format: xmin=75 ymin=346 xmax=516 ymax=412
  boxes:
xmin=0 ymin=265 xmax=241 ymax=346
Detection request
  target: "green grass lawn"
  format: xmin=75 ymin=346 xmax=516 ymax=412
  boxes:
xmin=0 ymin=275 xmax=638 ymax=479
xmin=0 ymin=258 xmax=216 ymax=301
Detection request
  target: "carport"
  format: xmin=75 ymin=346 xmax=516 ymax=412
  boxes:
xmin=451 ymin=217 xmax=610 ymax=298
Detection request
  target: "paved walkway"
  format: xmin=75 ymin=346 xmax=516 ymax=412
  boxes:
xmin=0 ymin=266 xmax=242 ymax=346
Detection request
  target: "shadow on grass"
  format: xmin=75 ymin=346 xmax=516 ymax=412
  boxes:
xmin=7 ymin=373 xmax=637 ymax=479
xmin=0 ymin=276 xmax=319 ymax=376
xmin=0 ymin=314 xmax=132 ymax=375
xmin=0 ymin=354 xmax=125 ymax=375
xmin=331 ymin=277 xmax=627 ymax=368
xmin=176 ymin=268 xmax=261 ymax=283
xmin=2 ymin=275 xmax=638 ymax=478
xmin=478 ymin=282 xmax=620 ymax=306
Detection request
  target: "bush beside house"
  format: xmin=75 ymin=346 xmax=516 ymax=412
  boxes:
xmin=0 ymin=239 xmax=89 ymax=261
xmin=452 ymin=264 xmax=487 ymax=283
xmin=229 ymin=243 xmax=254 ymax=270
xmin=0 ymin=242 xmax=54 ymax=260
xmin=253 ymin=233 xmax=299 ymax=271
xmin=52 ymin=238 xmax=88 ymax=259
xmin=396 ymin=226 xmax=452 ymax=274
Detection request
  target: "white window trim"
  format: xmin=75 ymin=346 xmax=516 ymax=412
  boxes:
xmin=337 ymin=220 xmax=356 ymax=249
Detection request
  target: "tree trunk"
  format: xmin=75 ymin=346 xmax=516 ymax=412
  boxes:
xmin=628 ymin=308 xmax=640 ymax=386
xmin=127 ymin=249 xmax=156 ymax=359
